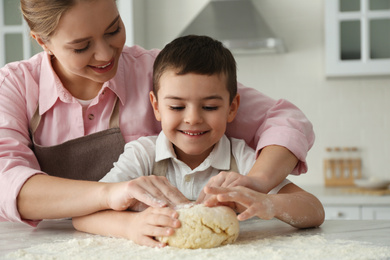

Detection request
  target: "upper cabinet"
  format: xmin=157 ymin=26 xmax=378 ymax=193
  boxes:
xmin=325 ymin=0 xmax=390 ymax=76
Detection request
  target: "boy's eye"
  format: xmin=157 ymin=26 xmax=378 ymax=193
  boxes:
xmin=203 ymin=106 xmax=218 ymax=111
xmin=74 ymin=42 xmax=90 ymax=54
xmin=170 ymin=106 xmax=184 ymax=111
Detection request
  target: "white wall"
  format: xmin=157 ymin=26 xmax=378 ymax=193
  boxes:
xmin=133 ymin=0 xmax=390 ymax=186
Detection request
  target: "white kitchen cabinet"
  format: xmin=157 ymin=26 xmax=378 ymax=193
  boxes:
xmin=324 ymin=205 xmax=361 ymax=220
xmin=117 ymin=0 xmax=134 ymax=47
xmin=362 ymin=206 xmax=390 ymax=220
xmin=325 ymin=0 xmax=390 ymax=76
xmin=303 ymin=186 xmax=390 ymax=220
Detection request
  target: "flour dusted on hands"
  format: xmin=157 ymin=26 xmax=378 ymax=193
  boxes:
xmin=157 ymin=204 xmax=239 ymax=249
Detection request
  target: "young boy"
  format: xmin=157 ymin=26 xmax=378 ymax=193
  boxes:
xmin=72 ymin=35 xmax=324 ymax=248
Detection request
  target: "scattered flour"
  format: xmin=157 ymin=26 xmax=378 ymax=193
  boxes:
xmin=6 ymin=232 xmax=390 ymax=260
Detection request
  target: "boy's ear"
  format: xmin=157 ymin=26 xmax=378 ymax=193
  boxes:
xmin=227 ymin=93 xmax=240 ymax=123
xmin=149 ymin=91 xmax=162 ymax=121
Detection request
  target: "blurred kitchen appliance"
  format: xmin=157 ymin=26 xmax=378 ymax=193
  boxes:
xmin=179 ymin=0 xmax=286 ymax=54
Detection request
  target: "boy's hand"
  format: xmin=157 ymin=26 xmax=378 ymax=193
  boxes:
xmin=203 ymin=186 xmax=275 ymax=221
xmin=127 ymin=206 xmax=181 ymax=248
xmin=104 ymin=175 xmax=190 ymax=211
xmin=197 ymin=171 xmax=253 ymax=206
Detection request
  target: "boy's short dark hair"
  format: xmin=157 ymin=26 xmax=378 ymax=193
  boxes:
xmin=153 ymin=35 xmax=237 ymax=103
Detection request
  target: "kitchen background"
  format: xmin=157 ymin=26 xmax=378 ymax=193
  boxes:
xmin=131 ymin=0 xmax=390 ymax=187
xmin=1 ymin=0 xmax=389 ymax=188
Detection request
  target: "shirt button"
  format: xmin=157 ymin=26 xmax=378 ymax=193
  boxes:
xmin=185 ymin=175 xmax=191 ymax=182
xmin=88 ymin=114 xmax=95 ymax=120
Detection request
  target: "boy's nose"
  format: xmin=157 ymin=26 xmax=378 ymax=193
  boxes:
xmin=184 ymin=109 xmax=203 ymax=125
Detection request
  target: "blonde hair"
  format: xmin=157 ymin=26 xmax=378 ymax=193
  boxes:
xmin=20 ymin=0 xmax=107 ymax=42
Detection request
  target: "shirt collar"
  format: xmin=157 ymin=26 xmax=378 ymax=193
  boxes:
xmin=38 ymin=54 xmax=64 ymax=114
xmin=209 ymin=135 xmax=231 ymax=170
xmin=155 ymin=132 xmax=176 ymax=161
xmin=155 ymin=132 xmax=231 ymax=171
xmin=38 ymin=52 xmax=127 ymax=115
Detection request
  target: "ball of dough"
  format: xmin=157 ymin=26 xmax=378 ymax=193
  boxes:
xmin=157 ymin=204 xmax=239 ymax=249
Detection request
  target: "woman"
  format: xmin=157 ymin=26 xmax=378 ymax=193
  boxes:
xmin=0 ymin=0 xmax=314 ymax=229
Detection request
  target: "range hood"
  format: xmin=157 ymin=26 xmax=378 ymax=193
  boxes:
xmin=179 ymin=0 xmax=286 ymax=54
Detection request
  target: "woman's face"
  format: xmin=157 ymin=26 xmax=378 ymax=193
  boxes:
xmin=43 ymin=0 xmax=126 ymax=91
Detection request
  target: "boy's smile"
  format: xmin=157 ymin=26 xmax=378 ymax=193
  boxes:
xmin=150 ymin=71 xmax=239 ymax=169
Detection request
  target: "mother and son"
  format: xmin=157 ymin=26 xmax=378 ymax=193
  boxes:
xmin=0 ymin=0 xmax=324 ymax=248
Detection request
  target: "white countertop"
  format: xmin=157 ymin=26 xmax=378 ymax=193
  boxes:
xmin=1 ymin=219 xmax=390 ymax=259
xmin=301 ymin=185 xmax=390 ymax=206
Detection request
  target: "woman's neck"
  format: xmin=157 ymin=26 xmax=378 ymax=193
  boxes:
xmin=52 ymin=58 xmax=103 ymax=100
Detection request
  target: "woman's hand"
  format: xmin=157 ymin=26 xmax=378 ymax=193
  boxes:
xmin=197 ymin=171 xmax=253 ymax=207
xmin=204 ymin=184 xmax=325 ymax=228
xmin=104 ymin=175 xmax=190 ymax=211
xmin=203 ymin=186 xmax=275 ymax=221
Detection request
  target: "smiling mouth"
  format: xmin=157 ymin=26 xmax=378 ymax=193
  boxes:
xmin=92 ymin=60 xmax=112 ymax=69
xmin=181 ymin=131 xmax=207 ymax=136
xmin=95 ymin=62 xmax=112 ymax=69
xmin=89 ymin=58 xmax=115 ymax=73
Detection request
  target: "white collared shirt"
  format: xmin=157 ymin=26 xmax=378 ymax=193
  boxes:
xmin=101 ymin=132 xmax=290 ymax=200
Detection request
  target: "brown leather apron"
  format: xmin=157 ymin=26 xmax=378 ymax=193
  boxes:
xmin=29 ymin=99 xmax=125 ymax=181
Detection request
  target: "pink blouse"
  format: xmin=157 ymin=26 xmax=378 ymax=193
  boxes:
xmin=0 ymin=45 xmax=314 ymax=225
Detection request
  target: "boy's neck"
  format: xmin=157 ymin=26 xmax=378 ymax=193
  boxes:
xmin=173 ymin=145 xmax=214 ymax=170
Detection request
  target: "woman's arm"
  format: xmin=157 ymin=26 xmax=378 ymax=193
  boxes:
xmin=197 ymin=145 xmax=298 ymax=204
xmin=204 ymin=183 xmax=325 ymax=229
xmin=247 ymin=145 xmax=299 ymax=193
xmin=17 ymin=175 xmax=189 ymax=221
xmin=72 ymin=207 xmax=180 ymax=248
xmin=226 ymin=83 xmax=315 ymax=189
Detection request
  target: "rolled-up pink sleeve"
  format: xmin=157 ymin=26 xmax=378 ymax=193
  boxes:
xmin=0 ymin=60 xmax=44 ymax=226
xmin=226 ymin=83 xmax=315 ymax=175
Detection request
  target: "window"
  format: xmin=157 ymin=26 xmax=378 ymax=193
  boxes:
xmin=0 ymin=0 xmax=41 ymax=67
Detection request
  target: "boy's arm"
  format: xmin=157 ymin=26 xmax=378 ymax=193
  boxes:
xmin=72 ymin=207 xmax=180 ymax=248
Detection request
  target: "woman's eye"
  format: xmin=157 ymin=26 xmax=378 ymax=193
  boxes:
xmin=107 ymin=26 xmax=122 ymax=36
xmin=74 ymin=43 xmax=90 ymax=54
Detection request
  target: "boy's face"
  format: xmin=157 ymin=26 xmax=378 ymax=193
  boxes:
xmin=150 ymin=71 xmax=239 ymax=163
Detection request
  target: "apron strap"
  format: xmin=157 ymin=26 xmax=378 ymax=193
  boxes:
xmin=229 ymin=152 xmax=239 ymax=173
xmin=29 ymin=105 xmax=41 ymax=134
xmin=151 ymin=159 xmax=169 ymax=177
xmin=109 ymin=97 xmax=120 ymax=128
